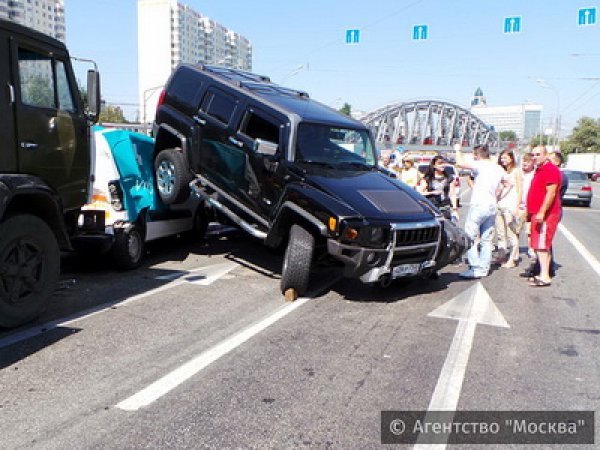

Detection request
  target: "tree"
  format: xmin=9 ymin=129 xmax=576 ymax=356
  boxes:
xmin=560 ymin=117 xmax=600 ymax=154
xmin=99 ymin=105 xmax=128 ymax=124
xmin=339 ymin=102 xmax=352 ymax=116
xmin=529 ymin=134 xmax=552 ymax=147
xmin=499 ymin=130 xmax=517 ymax=141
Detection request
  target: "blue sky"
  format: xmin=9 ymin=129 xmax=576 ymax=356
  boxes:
xmin=66 ymin=0 xmax=600 ymax=135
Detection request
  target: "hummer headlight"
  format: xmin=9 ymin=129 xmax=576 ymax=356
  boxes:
xmin=363 ymin=226 xmax=385 ymax=244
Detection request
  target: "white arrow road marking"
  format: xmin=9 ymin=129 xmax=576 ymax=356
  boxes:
xmin=414 ymin=282 xmax=509 ymax=450
xmin=154 ymin=262 xmax=238 ymax=285
xmin=0 ymin=262 xmax=238 ymax=349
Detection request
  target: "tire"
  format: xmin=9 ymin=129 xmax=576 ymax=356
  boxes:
xmin=111 ymin=225 xmax=145 ymax=270
xmin=154 ymin=148 xmax=192 ymax=205
xmin=280 ymin=225 xmax=314 ymax=297
xmin=0 ymin=215 xmax=60 ymax=328
xmin=185 ymin=202 xmax=210 ymax=241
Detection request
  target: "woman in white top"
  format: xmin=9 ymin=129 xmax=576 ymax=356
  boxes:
xmin=495 ymin=149 xmax=523 ymax=268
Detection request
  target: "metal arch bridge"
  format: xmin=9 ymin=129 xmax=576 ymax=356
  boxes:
xmin=360 ymin=100 xmax=500 ymax=152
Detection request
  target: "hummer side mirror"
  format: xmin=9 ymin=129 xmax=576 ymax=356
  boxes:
xmin=86 ymin=69 xmax=101 ymax=123
xmin=254 ymin=138 xmax=278 ymax=156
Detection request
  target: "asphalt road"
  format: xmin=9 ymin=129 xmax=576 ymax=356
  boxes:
xmin=1 ymin=183 xmax=599 ymax=449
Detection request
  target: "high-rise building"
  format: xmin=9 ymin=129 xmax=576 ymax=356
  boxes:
xmin=470 ymin=88 xmax=542 ymax=141
xmin=0 ymin=0 xmax=65 ymax=41
xmin=138 ymin=0 xmax=252 ymax=122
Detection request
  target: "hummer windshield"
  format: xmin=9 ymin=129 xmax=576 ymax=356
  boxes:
xmin=295 ymin=123 xmax=377 ymax=169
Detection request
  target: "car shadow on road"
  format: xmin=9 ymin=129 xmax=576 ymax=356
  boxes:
xmin=324 ymin=270 xmax=460 ymax=304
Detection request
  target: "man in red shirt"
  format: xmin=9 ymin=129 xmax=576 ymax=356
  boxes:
xmin=526 ymin=146 xmax=562 ymax=286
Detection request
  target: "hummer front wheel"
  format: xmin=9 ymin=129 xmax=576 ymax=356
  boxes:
xmin=280 ymin=224 xmax=314 ymax=298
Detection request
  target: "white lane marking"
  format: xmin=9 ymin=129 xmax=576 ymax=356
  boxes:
xmin=558 ymin=223 xmax=600 ymax=277
xmin=414 ymin=283 xmax=509 ymax=450
xmin=116 ymin=297 xmax=311 ymax=411
xmin=0 ymin=262 xmax=238 ymax=349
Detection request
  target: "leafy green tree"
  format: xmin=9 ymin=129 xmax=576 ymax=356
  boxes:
xmin=499 ymin=130 xmax=517 ymax=141
xmin=529 ymin=134 xmax=552 ymax=147
xmin=560 ymin=117 xmax=600 ymax=154
xmin=99 ymin=105 xmax=128 ymax=124
xmin=339 ymin=102 xmax=352 ymax=116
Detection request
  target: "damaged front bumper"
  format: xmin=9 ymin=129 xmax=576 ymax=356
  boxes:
xmin=327 ymin=219 xmax=469 ymax=284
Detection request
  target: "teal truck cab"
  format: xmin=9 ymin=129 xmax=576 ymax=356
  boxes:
xmin=73 ymin=127 xmax=204 ymax=269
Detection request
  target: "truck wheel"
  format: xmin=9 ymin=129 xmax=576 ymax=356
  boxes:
xmin=280 ymin=225 xmax=314 ymax=298
xmin=154 ymin=149 xmax=192 ymax=205
xmin=193 ymin=203 xmax=210 ymax=239
xmin=0 ymin=215 xmax=59 ymax=328
xmin=111 ymin=225 xmax=144 ymax=270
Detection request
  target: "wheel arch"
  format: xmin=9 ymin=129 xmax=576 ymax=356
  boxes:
xmin=2 ymin=189 xmax=71 ymax=250
xmin=266 ymin=201 xmax=328 ymax=248
xmin=153 ymin=123 xmax=187 ymax=158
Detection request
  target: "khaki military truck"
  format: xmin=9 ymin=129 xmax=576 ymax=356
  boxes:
xmin=0 ymin=19 xmax=100 ymax=327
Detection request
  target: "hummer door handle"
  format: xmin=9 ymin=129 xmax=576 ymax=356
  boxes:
xmin=193 ymin=115 xmax=206 ymax=125
xmin=228 ymin=136 xmax=243 ymax=148
xmin=20 ymin=141 xmax=38 ymax=150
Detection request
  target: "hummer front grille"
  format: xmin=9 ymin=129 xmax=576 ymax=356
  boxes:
xmin=394 ymin=226 xmax=439 ymax=246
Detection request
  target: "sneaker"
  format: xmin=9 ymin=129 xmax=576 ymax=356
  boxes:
xmin=501 ymin=260 xmax=517 ymax=268
xmin=459 ymin=269 xmax=483 ymax=279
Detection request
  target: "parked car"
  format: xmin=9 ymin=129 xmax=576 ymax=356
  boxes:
xmin=151 ymin=64 xmax=469 ymax=297
xmin=590 ymin=172 xmax=600 ymax=182
xmin=72 ymin=127 xmax=204 ymax=269
xmin=562 ymin=170 xmax=592 ymax=207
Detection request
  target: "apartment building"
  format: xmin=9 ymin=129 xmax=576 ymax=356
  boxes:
xmin=138 ymin=0 xmax=252 ymax=122
xmin=470 ymin=87 xmax=542 ymax=141
xmin=0 ymin=0 xmax=65 ymax=41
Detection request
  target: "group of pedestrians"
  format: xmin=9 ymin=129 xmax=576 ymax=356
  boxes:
xmin=454 ymin=143 xmax=564 ymax=287
xmin=379 ymin=151 xmax=460 ymax=222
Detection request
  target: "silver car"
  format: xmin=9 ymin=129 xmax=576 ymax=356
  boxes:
xmin=562 ymin=170 xmax=593 ymax=207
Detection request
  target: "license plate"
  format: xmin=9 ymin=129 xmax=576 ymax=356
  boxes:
xmin=392 ymin=264 xmax=420 ymax=278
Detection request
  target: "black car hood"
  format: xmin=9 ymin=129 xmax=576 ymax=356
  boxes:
xmin=302 ymin=168 xmax=435 ymax=222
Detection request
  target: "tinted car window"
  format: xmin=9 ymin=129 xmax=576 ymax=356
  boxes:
xmin=240 ymin=110 xmax=280 ymax=144
xmin=56 ymin=60 xmax=75 ymax=111
xmin=201 ymin=88 xmax=236 ymax=124
xmin=18 ymin=48 xmax=55 ymax=108
xmin=167 ymin=66 xmax=204 ymax=109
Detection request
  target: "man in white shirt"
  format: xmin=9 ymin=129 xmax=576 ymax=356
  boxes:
xmin=455 ymin=143 xmax=506 ymax=278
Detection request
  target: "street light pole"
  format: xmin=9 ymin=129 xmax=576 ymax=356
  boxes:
xmin=142 ymin=84 xmax=164 ymax=125
xmin=536 ymin=78 xmax=560 ymax=149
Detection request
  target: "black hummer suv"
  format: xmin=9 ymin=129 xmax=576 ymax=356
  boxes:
xmin=152 ymin=65 xmax=468 ymax=297
xmin=0 ymin=19 xmax=100 ymax=327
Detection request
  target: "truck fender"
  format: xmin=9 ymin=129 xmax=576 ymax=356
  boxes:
xmin=0 ymin=177 xmax=72 ymax=250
